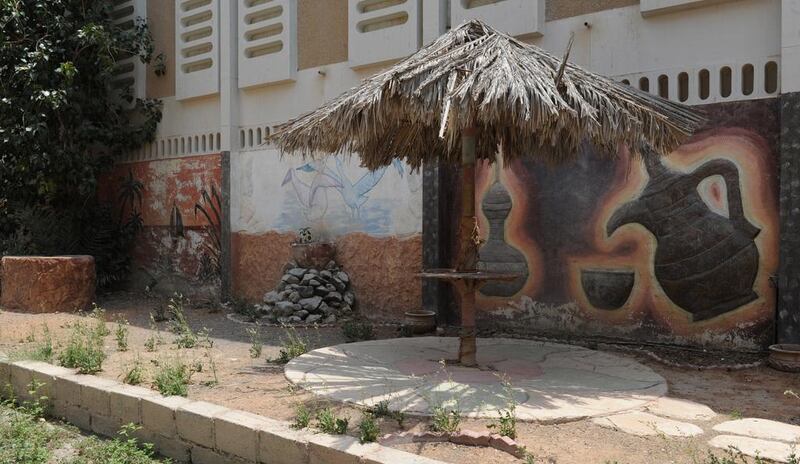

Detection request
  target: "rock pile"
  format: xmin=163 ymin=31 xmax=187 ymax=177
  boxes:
xmin=257 ymin=260 xmax=355 ymax=325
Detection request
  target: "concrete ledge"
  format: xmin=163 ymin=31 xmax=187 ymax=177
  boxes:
xmin=0 ymin=356 xmax=446 ymax=464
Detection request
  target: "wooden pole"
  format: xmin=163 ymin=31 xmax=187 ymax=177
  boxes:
xmin=458 ymin=126 xmax=478 ymax=366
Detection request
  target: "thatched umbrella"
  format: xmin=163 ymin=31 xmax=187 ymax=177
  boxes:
xmin=270 ymin=20 xmax=705 ymax=365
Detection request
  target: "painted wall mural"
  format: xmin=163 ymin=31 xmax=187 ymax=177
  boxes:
xmin=469 ymin=100 xmax=779 ymax=349
xmin=234 ymin=151 xmax=422 ymax=238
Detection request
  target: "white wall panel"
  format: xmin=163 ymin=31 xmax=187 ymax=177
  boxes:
xmin=348 ymin=0 xmax=422 ymax=68
xmin=176 ymin=0 xmax=220 ymax=100
xmin=451 ymin=0 xmax=544 ymax=38
xmin=238 ymin=0 xmax=297 ymax=89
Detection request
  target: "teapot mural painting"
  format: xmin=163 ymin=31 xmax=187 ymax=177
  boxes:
xmin=606 ymin=148 xmax=760 ymax=321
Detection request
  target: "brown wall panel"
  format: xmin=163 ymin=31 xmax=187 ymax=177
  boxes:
xmin=546 ymin=0 xmax=639 ymax=20
xmin=146 ymin=0 xmax=176 ymax=99
xmin=298 ymin=0 xmax=349 ymax=70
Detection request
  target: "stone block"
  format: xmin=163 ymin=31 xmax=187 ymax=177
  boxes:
xmin=0 ymin=359 xmax=11 ymax=395
xmin=215 ymin=410 xmax=269 ymax=462
xmin=148 ymin=433 xmax=191 ymax=463
xmin=91 ymin=413 xmax=122 ymax=438
xmin=65 ymin=405 xmax=92 ymax=431
xmin=26 ymin=361 xmax=73 ymax=406
xmin=9 ymin=362 xmax=35 ymax=402
xmin=192 ymin=445 xmax=249 ymax=464
xmin=361 ymin=446 xmax=446 ymax=464
xmin=308 ymin=433 xmax=368 ymax=464
xmin=53 ymin=374 xmax=83 ymax=407
xmin=176 ymin=400 xmax=229 ymax=447
xmin=108 ymin=383 xmax=159 ymax=426
xmin=0 ymin=255 xmax=95 ymax=313
xmin=141 ymin=395 xmax=193 ymax=438
xmin=79 ymin=376 xmax=118 ymax=417
xmin=258 ymin=421 xmax=310 ymax=464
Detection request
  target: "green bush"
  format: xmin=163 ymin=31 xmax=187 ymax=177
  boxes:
xmin=430 ymin=405 xmax=461 ymax=433
xmin=153 ymin=360 xmax=192 ymax=397
xmin=358 ymin=413 xmax=380 ymax=444
xmin=0 ymin=1 xmax=161 ymax=287
xmin=316 ymin=408 xmax=348 ymax=435
xmin=70 ymin=424 xmax=166 ymax=464
xmin=292 ymin=405 xmax=311 ymax=430
xmin=58 ymin=322 xmax=106 ymax=374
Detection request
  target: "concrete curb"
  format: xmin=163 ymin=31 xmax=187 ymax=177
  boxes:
xmin=0 ymin=357 xmax=445 ymax=464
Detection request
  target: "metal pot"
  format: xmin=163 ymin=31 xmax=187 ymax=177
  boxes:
xmin=768 ymin=344 xmax=800 ymax=372
xmin=404 ymin=310 xmax=436 ymax=334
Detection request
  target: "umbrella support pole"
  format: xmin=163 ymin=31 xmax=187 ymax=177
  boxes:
xmin=457 ymin=126 xmax=479 ymax=367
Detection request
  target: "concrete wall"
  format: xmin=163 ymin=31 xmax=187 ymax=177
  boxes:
xmin=0 ymin=358 xmax=443 ymax=464
xmin=99 ymin=154 xmax=222 ymax=296
xmin=105 ymin=0 xmax=800 ymax=341
xmin=449 ymin=98 xmax=779 ymax=350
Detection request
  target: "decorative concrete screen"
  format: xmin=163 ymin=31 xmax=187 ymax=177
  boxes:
xmin=641 ymin=0 xmax=738 ymax=16
xmin=348 ymin=0 xmax=422 ymax=68
xmin=614 ymin=57 xmax=781 ymax=105
xmin=238 ymin=0 xmax=297 ymax=89
xmin=450 ymin=0 xmax=544 ymax=38
xmin=176 ymin=0 xmax=219 ymax=100
xmin=111 ymin=0 xmax=147 ymax=105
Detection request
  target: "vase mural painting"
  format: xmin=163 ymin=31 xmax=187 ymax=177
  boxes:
xmin=606 ymin=152 xmax=761 ymax=321
xmin=478 ymin=180 xmax=528 ymax=297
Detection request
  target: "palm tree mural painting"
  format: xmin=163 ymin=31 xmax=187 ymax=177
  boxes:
xmin=282 ymin=156 xmax=405 ymax=220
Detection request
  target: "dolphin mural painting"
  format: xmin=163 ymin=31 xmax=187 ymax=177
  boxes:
xmin=281 ymin=160 xmax=342 ymax=221
xmin=285 ymin=156 xmax=405 ymax=219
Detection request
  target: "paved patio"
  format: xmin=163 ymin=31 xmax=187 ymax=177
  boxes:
xmin=285 ymin=337 xmax=667 ymax=422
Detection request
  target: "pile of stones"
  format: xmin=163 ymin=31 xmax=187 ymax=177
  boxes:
xmin=257 ymin=260 xmax=355 ymax=325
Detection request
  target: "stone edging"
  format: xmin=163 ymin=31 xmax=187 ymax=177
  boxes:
xmin=380 ymin=430 xmax=527 ymax=459
xmin=0 ymin=357 xmax=446 ymax=464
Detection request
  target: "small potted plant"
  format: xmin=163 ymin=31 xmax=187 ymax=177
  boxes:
xmin=290 ymin=227 xmax=336 ymax=269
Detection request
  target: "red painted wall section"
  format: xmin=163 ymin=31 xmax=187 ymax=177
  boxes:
xmin=98 ymin=154 xmax=222 ymax=289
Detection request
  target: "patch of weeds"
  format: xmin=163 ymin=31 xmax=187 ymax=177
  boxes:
xmin=153 ymin=359 xmax=193 ymax=397
xmin=358 ymin=413 xmax=380 ymax=444
xmin=430 ymin=405 xmax=461 ymax=433
xmin=292 ymin=405 xmax=311 ymax=429
xmin=729 ymin=410 xmax=743 ymax=420
xmin=487 ymin=377 xmax=517 ymax=438
xmin=247 ymin=326 xmax=262 ymax=359
xmin=90 ymin=304 xmax=110 ymax=337
xmin=12 ymin=325 xmax=54 ymax=362
xmin=168 ymin=293 xmax=199 ymax=349
xmin=368 ymin=400 xmax=405 ymax=427
xmin=70 ymin=423 xmax=166 ymax=464
xmin=200 ymin=347 xmax=219 ymax=387
xmin=115 ymin=317 xmax=129 ymax=352
xmin=0 ymin=393 xmax=63 ymax=464
xmin=122 ymin=357 xmax=145 ymax=386
xmin=316 ymin=408 xmax=348 ymax=435
xmin=342 ymin=320 xmax=375 ymax=342
xmin=58 ymin=321 xmax=106 ymax=374
xmin=272 ymin=326 xmax=308 ymax=364
xmin=488 ymin=408 xmax=517 ymax=439
xmin=398 ymin=325 xmax=414 ymax=338
xmin=232 ymin=299 xmax=259 ymax=322
xmin=144 ymin=314 xmax=165 ymax=352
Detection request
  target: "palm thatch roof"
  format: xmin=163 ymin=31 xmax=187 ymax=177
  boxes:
xmin=270 ymin=20 xmax=705 ymax=170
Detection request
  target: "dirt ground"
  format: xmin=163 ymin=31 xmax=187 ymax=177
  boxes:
xmin=0 ymin=292 xmax=797 ymax=464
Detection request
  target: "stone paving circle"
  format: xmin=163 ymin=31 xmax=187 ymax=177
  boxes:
xmin=285 ymin=337 xmax=667 ymax=422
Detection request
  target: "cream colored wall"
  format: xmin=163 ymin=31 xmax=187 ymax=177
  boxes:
xmin=146 ymin=0 xmax=175 ymax=99
xmin=546 ymin=0 xmax=640 ymax=20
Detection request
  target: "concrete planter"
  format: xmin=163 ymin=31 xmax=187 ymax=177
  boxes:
xmin=0 ymin=256 xmax=95 ymax=313
xmin=290 ymin=242 xmax=336 ymax=269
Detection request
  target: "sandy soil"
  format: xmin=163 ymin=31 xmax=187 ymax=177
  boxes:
xmin=0 ymin=292 xmax=796 ymax=464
